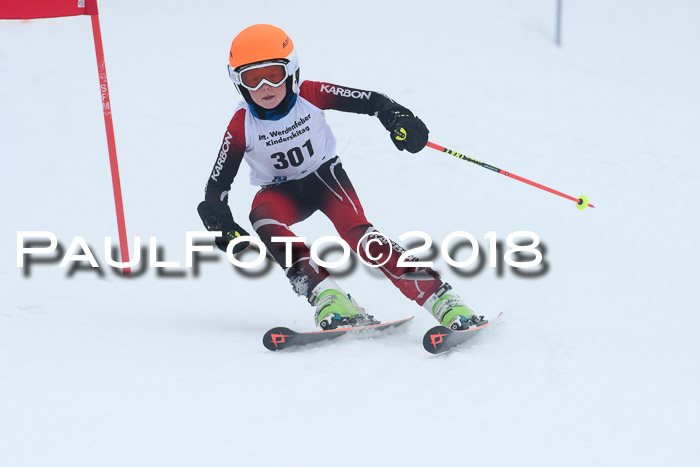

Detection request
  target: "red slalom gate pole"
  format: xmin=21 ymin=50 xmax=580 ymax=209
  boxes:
xmin=90 ymin=10 xmax=131 ymax=273
xmin=426 ymin=141 xmax=595 ymax=210
xmin=1 ymin=0 xmax=133 ymax=272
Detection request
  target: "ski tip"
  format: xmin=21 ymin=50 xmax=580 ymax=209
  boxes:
xmin=262 ymin=327 xmax=296 ymax=351
xmin=423 ymin=325 xmax=452 ymax=354
xmin=422 ymin=313 xmax=504 ymax=354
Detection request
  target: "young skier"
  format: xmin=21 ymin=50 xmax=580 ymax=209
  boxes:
xmin=198 ymin=24 xmax=484 ymax=331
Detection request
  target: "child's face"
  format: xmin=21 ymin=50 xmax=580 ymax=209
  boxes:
xmin=249 ymin=83 xmax=287 ymax=109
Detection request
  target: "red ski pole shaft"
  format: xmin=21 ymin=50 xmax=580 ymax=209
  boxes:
xmin=90 ymin=12 xmax=132 ymax=272
xmin=425 ymin=141 xmax=595 ymax=209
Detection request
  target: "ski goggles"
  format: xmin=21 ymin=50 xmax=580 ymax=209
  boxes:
xmin=228 ymin=60 xmax=293 ymax=91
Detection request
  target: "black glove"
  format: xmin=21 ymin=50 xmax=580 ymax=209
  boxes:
xmin=197 ymin=200 xmax=250 ymax=253
xmin=377 ymin=102 xmax=429 ymax=153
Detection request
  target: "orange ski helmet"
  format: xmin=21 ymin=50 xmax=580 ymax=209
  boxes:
xmin=228 ymin=24 xmax=300 ymax=102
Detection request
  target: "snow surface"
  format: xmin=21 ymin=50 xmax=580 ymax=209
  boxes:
xmin=2 ymin=0 xmax=699 ymax=465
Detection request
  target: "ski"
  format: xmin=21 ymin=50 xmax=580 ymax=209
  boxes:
xmin=423 ymin=312 xmax=504 ymax=354
xmin=263 ymin=316 xmax=414 ymax=351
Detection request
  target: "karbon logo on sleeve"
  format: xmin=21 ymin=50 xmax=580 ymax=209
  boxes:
xmin=211 ymin=131 xmax=233 ymax=181
xmin=320 ymin=84 xmax=371 ymax=100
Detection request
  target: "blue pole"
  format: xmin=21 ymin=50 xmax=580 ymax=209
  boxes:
xmin=556 ymin=0 xmax=563 ymax=46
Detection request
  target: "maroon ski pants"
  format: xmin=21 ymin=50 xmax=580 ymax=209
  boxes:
xmin=249 ymin=157 xmax=441 ymax=305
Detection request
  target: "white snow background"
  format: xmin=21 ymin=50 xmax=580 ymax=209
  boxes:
xmin=1 ymin=0 xmax=699 ymax=466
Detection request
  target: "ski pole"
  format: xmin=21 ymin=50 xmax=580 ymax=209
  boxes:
xmin=425 ymin=141 xmax=595 ymax=210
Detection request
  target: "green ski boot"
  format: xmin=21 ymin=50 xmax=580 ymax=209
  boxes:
xmin=310 ymin=278 xmax=377 ymax=330
xmin=423 ymin=283 xmax=486 ymax=330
